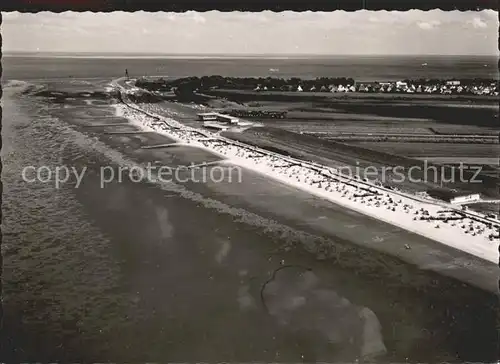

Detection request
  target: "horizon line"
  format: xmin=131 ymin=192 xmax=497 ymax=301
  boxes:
xmin=3 ymin=51 xmax=498 ymax=57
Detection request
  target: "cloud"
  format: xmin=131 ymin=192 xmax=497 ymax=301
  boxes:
xmin=2 ymin=11 xmax=20 ymax=21
xmin=417 ymin=20 xmax=441 ymax=30
xmin=468 ymin=17 xmax=488 ymax=29
xmin=1 ymin=10 xmax=498 ymax=55
xmin=191 ymin=12 xmax=206 ymax=24
xmin=481 ymin=10 xmax=498 ymax=19
xmin=255 ymin=13 xmax=269 ymax=22
xmin=417 ymin=22 xmax=433 ymax=30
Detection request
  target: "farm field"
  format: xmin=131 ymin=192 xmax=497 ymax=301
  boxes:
xmin=321 ymin=135 xmax=497 ymax=143
xmin=422 ymin=157 xmax=499 ymax=165
xmin=431 ymin=126 xmax=499 ymax=135
xmin=251 ymin=119 xmax=497 ymax=142
xmin=271 ymin=110 xmax=437 ymax=124
xmin=205 ymin=89 xmax=498 ymax=133
xmin=259 ymin=104 xmax=499 ymax=129
xmin=253 ymin=121 xmax=437 ymax=135
xmin=463 ymin=202 xmax=500 ymax=215
xmin=313 ymin=102 xmax=498 ymax=128
xmin=351 ymin=142 xmax=500 ymax=159
xmin=208 ymin=89 xmax=499 ymax=104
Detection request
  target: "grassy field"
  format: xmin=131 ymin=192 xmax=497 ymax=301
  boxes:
xmin=463 ymin=202 xmax=500 ymax=215
xmin=208 ymin=89 xmax=499 ymax=104
xmin=310 ymin=102 xmax=498 ymax=128
xmin=245 ymin=118 xmax=497 ymax=144
xmin=430 ymin=127 xmax=499 ymax=135
xmin=351 ymin=142 xmax=500 ymax=159
xmin=205 ymin=89 xmax=498 ymax=131
xmin=263 ymin=123 xmax=436 ymax=135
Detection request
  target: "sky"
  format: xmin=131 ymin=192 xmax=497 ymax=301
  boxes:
xmin=1 ymin=10 xmax=498 ymax=55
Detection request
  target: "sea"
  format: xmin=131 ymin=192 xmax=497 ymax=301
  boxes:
xmin=3 ymin=54 xmax=499 ymax=81
xmin=1 ymin=55 xmax=498 ymax=362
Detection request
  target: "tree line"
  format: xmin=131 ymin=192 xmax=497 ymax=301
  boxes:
xmin=135 ymin=76 xmax=498 ymax=99
xmin=136 ymin=76 xmax=356 ymax=93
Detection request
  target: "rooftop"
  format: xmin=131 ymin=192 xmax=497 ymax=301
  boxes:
xmin=427 ymin=187 xmax=479 ymax=201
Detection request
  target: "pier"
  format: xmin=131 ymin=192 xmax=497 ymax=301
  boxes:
xmin=105 ymin=131 xmax=153 ymax=135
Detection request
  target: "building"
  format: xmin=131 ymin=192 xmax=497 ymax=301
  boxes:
xmin=197 ymin=112 xmax=219 ymax=121
xmin=449 ymin=193 xmax=481 ymax=204
xmin=446 ymin=80 xmax=461 ymax=86
xmin=217 ymin=114 xmax=239 ymax=125
xmin=203 ymin=121 xmax=230 ymax=131
xmin=427 ymin=188 xmax=481 ymax=204
xmin=226 ymin=110 xmax=287 ymax=119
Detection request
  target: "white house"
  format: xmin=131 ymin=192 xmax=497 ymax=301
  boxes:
xmin=297 ymin=85 xmax=303 ymax=92
xmin=450 ymin=193 xmax=481 ymax=204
